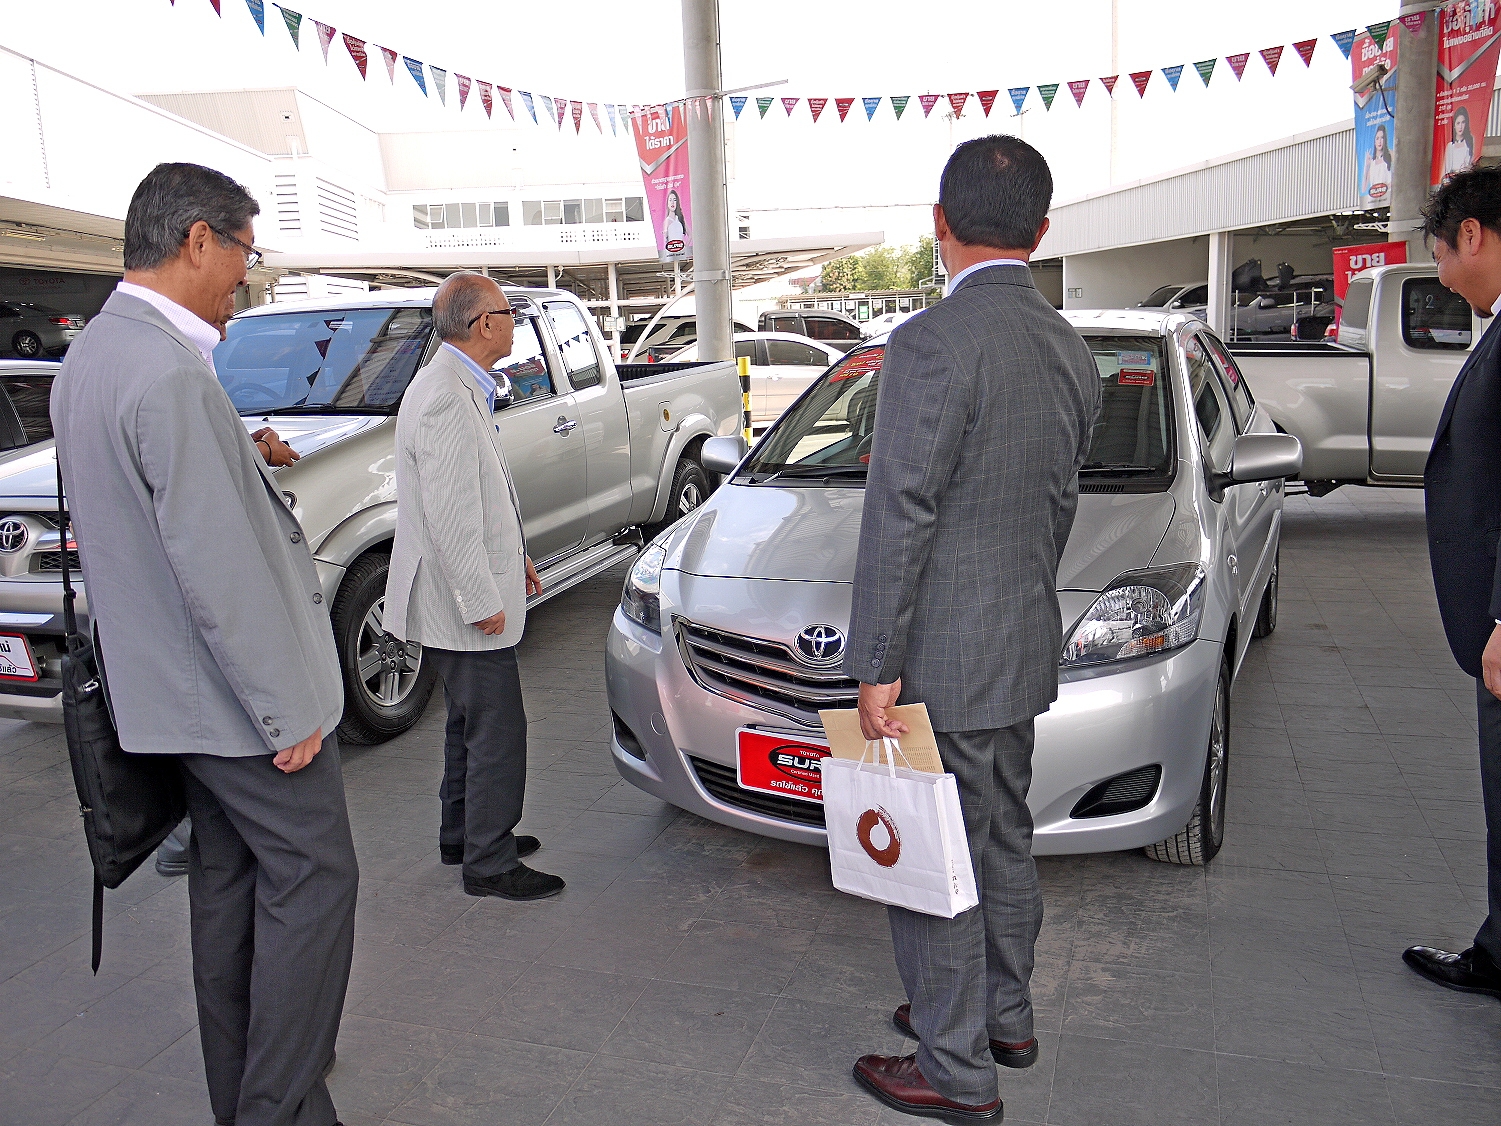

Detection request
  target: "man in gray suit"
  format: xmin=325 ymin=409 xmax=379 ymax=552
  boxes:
xmin=51 ymin=163 xmax=358 ymax=1126
xmin=384 ymin=273 xmax=563 ymax=901
xmin=846 ymin=137 xmax=1101 ymax=1122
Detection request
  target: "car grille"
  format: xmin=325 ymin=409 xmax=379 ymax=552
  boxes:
xmin=688 ymin=756 xmax=827 ymax=829
xmin=675 ymin=619 xmax=859 ymax=727
xmin=32 ymin=550 xmax=79 ymax=573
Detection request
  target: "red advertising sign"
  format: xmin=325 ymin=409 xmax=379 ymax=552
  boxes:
xmin=1332 ymin=241 xmax=1407 ymax=329
xmin=736 ymin=730 xmax=831 ymax=804
xmin=1432 ymin=0 xmax=1501 ymax=187
xmin=632 ymin=105 xmax=692 ymax=263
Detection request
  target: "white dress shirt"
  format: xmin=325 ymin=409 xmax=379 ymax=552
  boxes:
xmin=945 ymin=258 xmax=1029 ymax=297
xmin=115 ymin=281 xmax=222 ymax=371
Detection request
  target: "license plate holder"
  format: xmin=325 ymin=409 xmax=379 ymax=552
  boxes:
xmin=0 ymin=633 xmax=39 ymax=682
xmin=735 ymin=729 xmax=831 ymax=805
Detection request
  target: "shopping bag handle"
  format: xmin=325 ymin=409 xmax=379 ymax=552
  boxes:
xmin=859 ymin=737 xmax=911 ymax=776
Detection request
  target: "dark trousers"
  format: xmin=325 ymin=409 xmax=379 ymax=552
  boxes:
xmin=180 ymin=734 xmax=358 ymax=1126
xmin=1475 ymin=681 xmax=1501 ymax=962
xmin=426 ymin=646 xmax=528 ymax=879
xmin=889 ymin=721 xmax=1041 ymax=1105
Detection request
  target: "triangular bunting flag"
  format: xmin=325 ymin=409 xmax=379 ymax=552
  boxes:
xmin=1099 ymin=75 xmax=1118 ymax=96
xmin=1366 ymin=20 xmax=1393 ymax=47
xmin=1293 ymin=38 xmax=1317 ymax=67
xmin=1068 ymin=79 xmax=1090 ymax=107
xmin=1194 ymin=58 xmax=1216 ymax=85
xmin=1260 ymin=45 xmax=1283 ymax=76
xmin=520 ymin=91 xmax=536 ymax=122
xmin=499 ymin=87 xmax=514 ymax=119
xmin=245 ymin=0 xmax=265 ymax=33
xmin=606 ymin=104 xmax=618 ymax=134
xmin=430 ymin=66 xmax=447 ymax=105
xmin=808 ymin=97 xmax=828 ymax=122
xmin=781 ymin=97 xmax=800 ymax=116
xmin=379 ymin=46 xmax=397 ymax=82
xmin=863 ymin=95 xmax=882 ymax=120
xmin=588 ymin=102 xmax=602 ymax=131
xmin=277 ymin=5 xmax=302 ymax=48
xmin=835 ymin=97 xmax=854 ymax=122
xmin=946 ymin=92 xmax=969 ymax=117
xmin=1130 ymin=70 xmax=1151 ymax=97
xmin=890 ymin=95 xmax=909 ymax=119
xmin=1226 ymin=52 xmax=1250 ymax=80
xmin=976 ymin=90 xmax=998 ymax=117
xmin=403 ymin=56 xmax=427 ymax=96
xmin=1038 ymin=84 xmax=1059 ymax=109
xmin=1399 ymin=12 xmax=1425 ymax=36
xmin=572 ymin=100 xmax=584 ymax=133
xmin=537 ymin=95 xmax=555 ymax=125
xmin=1332 ymin=29 xmax=1357 ymax=59
xmin=342 ymin=34 xmax=367 ymax=79
xmin=919 ymin=93 xmax=941 ymax=117
xmin=313 ymin=20 xmax=335 ymax=62
xmin=756 ymin=96 xmax=773 ymax=118
xmin=209 ymin=0 xmax=222 ymax=13
xmin=730 ymin=95 xmax=747 ymax=119
xmin=456 ymin=74 xmax=471 ymax=109
xmin=478 ymin=80 xmax=493 ymax=118
xmin=313 ymin=337 xmax=330 ymax=360
xmin=1161 ymin=65 xmax=1183 ymax=91
xmin=1007 ymin=87 xmax=1029 ymax=114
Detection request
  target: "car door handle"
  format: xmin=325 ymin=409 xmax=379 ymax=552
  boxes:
xmin=553 ymin=417 xmax=578 ymax=435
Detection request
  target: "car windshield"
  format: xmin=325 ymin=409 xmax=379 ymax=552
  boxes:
xmin=215 ymin=307 xmax=433 ymax=415
xmin=1139 ymin=286 xmax=1181 ymax=308
xmin=741 ymin=334 xmax=1173 ymax=485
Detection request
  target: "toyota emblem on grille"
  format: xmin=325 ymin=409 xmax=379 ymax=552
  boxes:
xmin=0 ymin=519 xmax=27 ymax=554
xmin=794 ymin=624 xmax=846 ymax=667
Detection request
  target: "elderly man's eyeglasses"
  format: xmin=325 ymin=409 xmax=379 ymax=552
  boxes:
xmin=467 ymin=308 xmax=521 ymax=329
xmin=205 ymin=225 xmax=263 ymax=270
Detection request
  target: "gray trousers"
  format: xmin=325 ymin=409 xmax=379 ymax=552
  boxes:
xmin=1474 ymin=681 xmax=1501 ymax=963
xmin=427 ymin=646 xmax=528 ymax=879
xmin=180 ymin=735 xmax=358 ymax=1126
xmin=890 ymin=722 xmax=1041 ymax=1105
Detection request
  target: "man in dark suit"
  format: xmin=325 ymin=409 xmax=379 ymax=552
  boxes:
xmin=845 ymin=136 xmax=1101 ymax=1121
xmin=1406 ymin=164 xmax=1501 ymax=1000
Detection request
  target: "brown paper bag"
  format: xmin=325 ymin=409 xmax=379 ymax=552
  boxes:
xmin=817 ymin=703 xmax=945 ymax=774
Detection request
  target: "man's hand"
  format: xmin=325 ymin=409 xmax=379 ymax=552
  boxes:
xmin=251 ymin=427 xmax=300 ymax=467
xmin=1483 ymin=623 xmax=1501 ymax=700
xmin=858 ymin=679 xmax=909 ymax=741
xmin=525 ymin=555 xmax=542 ymax=597
xmin=273 ymin=728 xmax=322 ymax=773
xmin=475 ymin=609 xmax=507 ymax=635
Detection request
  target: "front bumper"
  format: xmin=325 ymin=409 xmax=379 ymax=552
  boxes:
xmin=605 ymin=604 xmax=1222 ymax=855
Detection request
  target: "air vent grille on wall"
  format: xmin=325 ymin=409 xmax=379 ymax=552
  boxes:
xmin=273 ymin=173 xmax=300 ymax=236
xmin=316 ymin=178 xmax=358 ymax=241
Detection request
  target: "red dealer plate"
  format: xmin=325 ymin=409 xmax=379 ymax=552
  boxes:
xmin=736 ymin=729 xmax=831 ymax=804
xmin=0 ymin=633 xmax=38 ymax=682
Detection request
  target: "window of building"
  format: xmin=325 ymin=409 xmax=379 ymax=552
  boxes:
xmin=584 ymin=198 xmax=604 ymax=224
xmin=412 ymin=205 xmax=430 ymax=230
xmin=522 ymin=197 xmax=645 ymax=226
xmin=494 ymin=202 xmax=509 ymax=226
xmin=414 ymin=200 xmax=514 ymax=230
xmin=460 ymin=202 xmax=478 ymax=228
xmin=444 ymin=203 xmax=461 ymax=229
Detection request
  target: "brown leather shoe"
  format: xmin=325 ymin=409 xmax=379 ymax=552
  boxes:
xmin=894 ymin=1002 xmax=1039 ymax=1069
xmin=852 ymin=1053 xmax=1001 ymax=1123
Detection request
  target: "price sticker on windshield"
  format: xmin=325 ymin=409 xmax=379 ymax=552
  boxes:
xmin=830 ymin=347 xmax=884 ymax=381
xmin=1118 ymin=369 xmax=1155 ymax=386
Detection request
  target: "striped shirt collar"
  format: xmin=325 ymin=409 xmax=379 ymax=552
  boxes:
xmin=116 ymin=281 xmax=222 ymax=370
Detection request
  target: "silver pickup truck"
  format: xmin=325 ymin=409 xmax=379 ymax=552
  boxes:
xmin=0 ymin=286 xmax=740 ymax=742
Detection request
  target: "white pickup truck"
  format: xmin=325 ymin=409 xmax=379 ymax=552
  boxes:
xmin=0 ymin=287 xmax=742 ymax=742
xmin=1227 ymin=263 xmax=1478 ymax=494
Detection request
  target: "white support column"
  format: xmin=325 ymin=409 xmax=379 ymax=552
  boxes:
xmin=1207 ymin=230 xmax=1233 ymax=338
xmin=546 ymin=265 xmax=557 ymax=289
xmin=607 ymin=261 xmax=621 ymax=359
xmin=682 ymin=0 xmax=732 ymax=361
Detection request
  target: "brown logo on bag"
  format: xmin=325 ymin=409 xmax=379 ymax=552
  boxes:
xmin=856 ymin=806 xmax=901 ymax=867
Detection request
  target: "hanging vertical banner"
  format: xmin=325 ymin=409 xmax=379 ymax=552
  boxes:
xmin=1432 ymin=0 xmax=1501 ymax=187
xmin=520 ymin=91 xmax=536 ymax=122
xmin=633 ymin=107 xmax=692 ymax=263
xmin=478 ymin=80 xmax=493 ymax=118
xmin=1038 ymin=83 xmax=1059 ymax=109
xmin=342 ymin=34 xmax=367 ymax=79
xmin=781 ymin=96 xmax=800 ymax=116
xmin=379 ymin=46 xmax=397 ymax=82
xmin=245 ymin=0 xmax=265 ymax=34
xmin=919 ymin=93 xmax=941 ymax=117
xmin=1260 ymin=45 xmax=1284 ymax=75
xmin=1162 ymin=65 xmax=1183 ymax=91
xmin=1294 ymin=38 xmax=1318 ymax=67
xmin=1068 ymin=79 xmax=1090 ymax=106
xmin=1194 ymin=58 xmax=1216 ymax=85
xmin=403 ymin=56 xmax=427 ymax=96
xmin=456 ymin=74 xmax=471 ymax=110
xmin=313 ymin=20 xmax=335 ymax=62
xmin=835 ymin=97 xmax=855 ymax=122
xmin=1331 ymin=240 xmax=1407 ymax=332
xmin=499 ymin=86 xmax=515 ymax=119
xmin=1098 ymin=75 xmax=1119 ymax=96
xmin=1007 ymin=87 xmax=1029 ymax=114
xmin=946 ymin=92 xmax=969 ymax=117
xmin=1352 ymin=29 xmax=1399 ymax=208
xmin=890 ymin=95 xmax=909 ymax=119
xmin=730 ymin=95 xmax=747 ymax=119
xmin=976 ymin=90 xmax=998 ymax=116
xmin=863 ymin=95 xmax=882 ymax=120
xmin=808 ymin=97 xmax=829 ymax=122
xmin=1332 ymin=29 xmax=1358 ymax=59
xmin=757 ymin=96 xmax=773 ymax=118
xmin=1226 ymin=52 xmax=1251 ymax=80
xmin=1129 ymin=70 xmax=1152 ymax=97
xmin=278 ymin=5 xmax=303 ymax=48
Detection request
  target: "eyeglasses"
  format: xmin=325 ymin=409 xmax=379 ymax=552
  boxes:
xmin=467 ymin=308 xmax=521 ymax=329
xmin=205 ymin=225 xmax=263 ymax=270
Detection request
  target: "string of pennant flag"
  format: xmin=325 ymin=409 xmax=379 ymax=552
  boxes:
xmin=173 ymin=1 xmax=1430 ymax=132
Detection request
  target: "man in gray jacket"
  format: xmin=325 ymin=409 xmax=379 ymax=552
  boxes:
xmin=384 ymin=272 xmax=562 ymax=901
xmin=846 ymin=137 xmax=1100 ymax=1122
xmin=51 ymin=163 xmax=357 ymax=1126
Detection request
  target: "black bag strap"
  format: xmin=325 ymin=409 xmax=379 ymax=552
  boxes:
xmin=91 ymin=873 xmax=103 ymax=974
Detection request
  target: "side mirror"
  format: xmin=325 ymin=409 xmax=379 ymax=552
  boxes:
xmin=1257 ymin=296 xmax=1277 ymax=309
xmin=701 ymin=434 xmax=747 ymax=476
xmin=493 ymin=373 xmax=515 ymax=410
xmin=1229 ymin=432 xmax=1302 ymax=483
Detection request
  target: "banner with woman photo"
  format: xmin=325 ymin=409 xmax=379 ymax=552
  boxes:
xmin=631 ymin=105 xmax=693 ymax=263
xmin=1431 ymin=0 xmax=1501 ymax=188
xmin=1352 ymin=28 xmax=1399 ymax=209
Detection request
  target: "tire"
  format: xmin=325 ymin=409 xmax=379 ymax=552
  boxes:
xmin=645 ymin=455 xmax=710 ymax=540
xmin=1145 ymin=657 xmax=1229 ymax=866
xmin=1252 ymin=548 xmax=1278 ymax=638
xmin=330 ymin=552 xmax=437 ymax=745
xmin=11 ymin=332 xmax=43 ymax=358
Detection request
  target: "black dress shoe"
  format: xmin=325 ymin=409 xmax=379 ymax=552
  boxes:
xmin=852 ymin=1053 xmax=1001 ymax=1123
xmin=441 ymin=835 xmax=540 ymax=865
xmin=463 ymin=863 xmax=565 ymax=901
xmin=893 ymin=1002 xmax=1038 ymax=1068
xmin=1403 ymin=944 xmax=1501 ymax=999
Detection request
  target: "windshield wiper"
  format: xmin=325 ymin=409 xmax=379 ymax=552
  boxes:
xmin=748 ymin=464 xmax=869 ymax=484
xmin=1079 ymin=462 xmax=1161 ymax=475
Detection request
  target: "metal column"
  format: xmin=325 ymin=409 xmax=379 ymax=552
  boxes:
xmin=682 ymin=0 xmax=732 ymax=362
xmin=1207 ymin=230 xmax=1233 ymax=338
xmin=607 ymin=261 xmax=621 ymax=360
xmin=1390 ymin=0 xmax=1439 ymax=259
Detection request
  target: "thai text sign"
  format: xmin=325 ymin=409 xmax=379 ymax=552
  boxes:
xmin=632 ymin=106 xmax=692 ymax=263
xmin=1432 ymin=0 xmax=1501 ymax=187
xmin=1353 ymin=30 xmax=1399 ymax=209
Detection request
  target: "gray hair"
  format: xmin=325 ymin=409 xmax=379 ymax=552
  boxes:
xmin=432 ymin=272 xmax=502 ymax=342
xmin=123 ymin=163 xmax=261 ymax=271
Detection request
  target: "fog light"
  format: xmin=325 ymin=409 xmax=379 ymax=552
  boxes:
xmin=1070 ymin=765 xmax=1162 ymax=819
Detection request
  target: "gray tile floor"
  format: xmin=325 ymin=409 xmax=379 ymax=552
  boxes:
xmin=1 ymin=486 xmax=1499 ymax=1125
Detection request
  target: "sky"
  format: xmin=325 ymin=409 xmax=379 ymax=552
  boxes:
xmin=4 ymin=0 xmax=1392 ymax=248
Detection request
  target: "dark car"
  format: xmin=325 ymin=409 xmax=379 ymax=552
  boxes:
xmin=758 ymin=309 xmax=865 ymax=353
xmin=0 ymin=302 xmax=87 ymax=358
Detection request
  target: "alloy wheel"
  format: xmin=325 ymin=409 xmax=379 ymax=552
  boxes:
xmin=1206 ymin=676 xmax=1229 ymax=849
xmin=677 ymin=481 xmax=703 ymax=517
xmin=12 ymin=332 xmax=42 ymax=358
xmin=355 ymin=597 xmax=422 ymax=707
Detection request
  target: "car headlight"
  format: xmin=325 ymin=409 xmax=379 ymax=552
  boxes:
xmin=620 ymin=543 xmax=667 ymax=633
xmin=1061 ymin=562 xmax=1206 ymax=668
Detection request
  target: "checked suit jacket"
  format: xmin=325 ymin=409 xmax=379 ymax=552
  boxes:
xmin=843 ymin=263 xmax=1101 ymax=732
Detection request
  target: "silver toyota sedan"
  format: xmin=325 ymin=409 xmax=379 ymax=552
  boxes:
xmin=605 ymin=310 xmax=1301 ymax=865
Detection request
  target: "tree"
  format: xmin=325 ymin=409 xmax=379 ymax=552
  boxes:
xmin=818 ymin=236 xmax=939 ymax=294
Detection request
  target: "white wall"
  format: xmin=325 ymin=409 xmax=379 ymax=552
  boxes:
xmin=1062 ymin=237 xmax=1209 ymax=310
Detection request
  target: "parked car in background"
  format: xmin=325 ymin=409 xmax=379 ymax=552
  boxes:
xmin=607 ymin=310 xmax=1301 ymax=866
xmin=1137 ymin=283 xmax=1208 ymax=313
xmin=620 ymin=315 xmax=753 ymax=363
xmin=1230 ymin=263 xmax=1474 ymax=493
xmin=1229 ymin=276 xmax=1335 ymax=340
xmin=758 ymin=309 xmax=865 ymax=352
xmin=668 ymin=332 xmax=844 ymax=425
xmin=0 ymin=301 xmax=87 ymax=358
xmin=0 ymin=288 xmax=742 ymax=744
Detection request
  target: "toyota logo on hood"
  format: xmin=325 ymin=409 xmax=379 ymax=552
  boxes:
xmin=794 ymin=624 xmax=846 ymax=667
xmin=0 ymin=519 xmax=28 ymax=554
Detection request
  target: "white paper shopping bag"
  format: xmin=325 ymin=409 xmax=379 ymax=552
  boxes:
xmin=819 ymin=739 xmax=978 ymax=918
